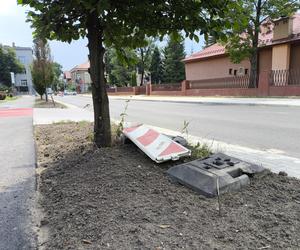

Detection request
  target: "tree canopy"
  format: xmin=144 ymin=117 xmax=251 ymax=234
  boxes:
xmin=19 ymin=0 xmax=230 ymax=146
xmin=150 ymin=46 xmax=163 ymax=84
xmin=0 ymin=45 xmax=23 ymax=87
xmin=163 ymin=36 xmax=186 ymax=83
xmin=105 ymin=47 xmax=137 ymax=87
xmin=136 ymin=38 xmax=155 ymax=86
xmin=31 ymin=39 xmax=54 ymax=100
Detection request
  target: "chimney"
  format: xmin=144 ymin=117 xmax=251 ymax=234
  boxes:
xmin=12 ymin=42 xmax=15 ymax=48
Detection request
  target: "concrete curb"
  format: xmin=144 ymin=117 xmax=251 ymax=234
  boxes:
xmin=107 ymin=95 xmax=300 ymax=107
xmin=53 ymin=99 xmax=81 ymax=109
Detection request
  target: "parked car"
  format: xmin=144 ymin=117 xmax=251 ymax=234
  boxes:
xmin=64 ymin=90 xmax=77 ymax=95
xmin=46 ymin=88 xmax=53 ymax=95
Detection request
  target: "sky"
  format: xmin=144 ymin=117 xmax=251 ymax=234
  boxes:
xmin=0 ymin=0 xmax=204 ymax=71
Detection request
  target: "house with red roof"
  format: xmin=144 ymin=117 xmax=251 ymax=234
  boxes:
xmin=63 ymin=71 xmax=72 ymax=85
xmin=70 ymin=61 xmax=91 ymax=93
xmin=183 ymin=14 xmax=300 ymax=87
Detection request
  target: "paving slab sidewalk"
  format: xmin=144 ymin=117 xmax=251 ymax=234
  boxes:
xmin=103 ymin=94 xmax=300 ymax=107
xmin=0 ymin=96 xmax=37 ymax=250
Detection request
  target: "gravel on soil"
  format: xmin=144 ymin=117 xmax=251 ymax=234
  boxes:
xmin=35 ymin=122 xmax=300 ymax=250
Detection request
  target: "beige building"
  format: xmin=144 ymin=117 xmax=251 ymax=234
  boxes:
xmin=184 ymin=14 xmax=300 ymax=85
xmin=70 ymin=61 xmax=91 ymax=93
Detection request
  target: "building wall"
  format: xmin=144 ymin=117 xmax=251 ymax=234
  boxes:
xmin=290 ymin=43 xmax=300 ymax=71
xmin=14 ymin=47 xmax=34 ymax=94
xmin=70 ymin=69 xmax=91 ymax=92
xmin=273 ymin=18 xmax=293 ymax=40
xmin=185 ymin=56 xmax=251 ymax=81
xmin=259 ymin=48 xmax=272 ymax=72
xmin=272 ymin=44 xmax=290 ymax=70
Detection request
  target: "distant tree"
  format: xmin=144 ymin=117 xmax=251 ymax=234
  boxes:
xmin=150 ymin=46 xmax=163 ymax=84
xmin=31 ymin=39 xmax=54 ymax=100
xmin=52 ymin=62 xmax=63 ymax=91
xmin=0 ymin=45 xmax=23 ymax=87
xmin=136 ymin=38 xmax=155 ymax=85
xmin=105 ymin=47 xmax=137 ymax=87
xmin=224 ymin=0 xmax=300 ymax=87
xmin=163 ymin=35 xmax=186 ymax=83
xmin=204 ymin=35 xmax=217 ymax=48
xmin=19 ymin=0 xmax=229 ymax=147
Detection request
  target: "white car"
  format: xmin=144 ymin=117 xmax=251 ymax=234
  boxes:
xmin=46 ymin=88 xmax=53 ymax=95
xmin=64 ymin=90 xmax=77 ymax=95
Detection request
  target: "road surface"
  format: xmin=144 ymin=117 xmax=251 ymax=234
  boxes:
xmin=0 ymin=96 xmax=36 ymax=250
xmin=56 ymin=95 xmax=300 ymax=159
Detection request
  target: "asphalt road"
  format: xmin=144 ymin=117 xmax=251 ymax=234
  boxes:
xmin=0 ymin=96 xmax=36 ymax=250
xmin=57 ymin=95 xmax=300 ymax=159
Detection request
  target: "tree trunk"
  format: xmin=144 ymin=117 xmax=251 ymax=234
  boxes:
xmin=140 ymin=69 xmax=144 ymax=86
xmin=249 ymin=0 xmax=262 ymax=88
xmin=87 ymin=12 xmax=111 ymax=147
xmin=140 ymin=48 xmax=144 ymax=86
xmin=249 ymin=50 xmax=258 ymax=88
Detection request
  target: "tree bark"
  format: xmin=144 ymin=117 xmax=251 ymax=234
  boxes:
xmin=140 ymin=48 xmax=144 ymax=86
xmin=249 ymin=0 xmax=262 ymax=88
xmin=87 ymin=12 xmax=111 ymax=147
xmin=45 ymin=90 xmax=48 ymax=102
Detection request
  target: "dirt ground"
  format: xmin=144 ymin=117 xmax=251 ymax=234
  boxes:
xmin=34 ymin=98 xmax=66 ymax=108
xmin=35 ymin=122 xmax=300 ymax=250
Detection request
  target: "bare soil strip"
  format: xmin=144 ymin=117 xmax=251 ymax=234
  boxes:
xmin=35 ymin=122 xmax=300 ymax=250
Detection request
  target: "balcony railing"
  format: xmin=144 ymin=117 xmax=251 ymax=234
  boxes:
xmin=270 ymin=69 xmax=300 ymax=86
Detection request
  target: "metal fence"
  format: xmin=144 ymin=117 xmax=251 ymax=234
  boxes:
xmin=270 ymin=69 xmax=300 ymax=86
xmin=188 ymin=75 xmax=251 ymax=89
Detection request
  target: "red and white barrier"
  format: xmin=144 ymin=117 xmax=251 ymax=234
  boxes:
xmin=123 ymin=124 xmax=191 ymax=163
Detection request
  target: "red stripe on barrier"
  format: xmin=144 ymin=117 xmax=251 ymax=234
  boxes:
xmin=0 ymin=108 xmax=33 ymax=117
xmin=123 ymin=125 xmax=141 ymax=133
xmin=137 ymin=129 xmax=160 ymax=146
xmin=158 ymin=142 xmax=185 ymax=157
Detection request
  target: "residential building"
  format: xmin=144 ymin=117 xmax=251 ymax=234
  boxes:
xmin=183 ymin=14 xmax=300 ymax=86
xmin=63 ymin=71 xmax=72 ymax=85
xmin=70 ymin=61 xmax=91 ymax=92
xmin=13 ymin=43 xmax=34 ymax=94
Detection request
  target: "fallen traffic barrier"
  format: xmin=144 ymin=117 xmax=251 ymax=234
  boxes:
xmin=123 ymin=124 xmax=191 ymax=163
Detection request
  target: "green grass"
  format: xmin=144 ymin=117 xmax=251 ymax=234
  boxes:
xmin=187 ymin=142 xmax=211 ymax=160
xmin=0 ymin=96 xmax=18 ymax=102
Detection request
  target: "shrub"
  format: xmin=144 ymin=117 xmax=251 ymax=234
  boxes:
xmin=0 ymin=92 xmax=7 ymax=100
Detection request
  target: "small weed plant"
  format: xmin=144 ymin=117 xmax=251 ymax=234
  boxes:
xmin=181 ymin=120 xmax=211 ymax=160
xmin=116 ymin=99 xmax=130 ymax=138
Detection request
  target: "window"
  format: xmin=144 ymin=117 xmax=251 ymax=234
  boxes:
xmin=229 ymin=68 xmax=232 ymax=75
xmin=234 ymin=70 xmax=237 ymax=76
xmin=18 ymin=56 xmax=26 ymax=64
xmin=245 ymin=69 xmax=248 ymax=75
xmin=21 ymin=80 xmax=27 ymax=86
xmin=238 ymin=67 xmax=245 ymax=75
